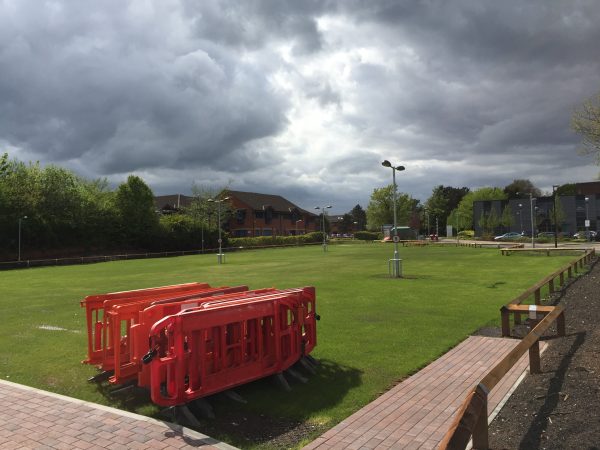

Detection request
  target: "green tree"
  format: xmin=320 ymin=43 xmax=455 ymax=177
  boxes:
xmin=549 ymin=197 xmax=567 ymax=231
xmin=349 ymin=204 xmax=367 ymax=231
xmin=503 ymin=179 xmax=541 ymax=199
xmin=500 ymin=205 xmax=514 ymax=232
xmin=424 ymin=185 xmax=470 ymax=232
xmin=455 ymin=187 xmax=507 ymax=229
xmin=572 ymin=91 xmax=600 ymax=163
xmin=366 ymin=185 xmax=419 ymax=231
xmin=114 ymin=175 xmax=158 ymax=246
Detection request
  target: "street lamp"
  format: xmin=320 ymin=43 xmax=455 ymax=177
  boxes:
xmin=382 ymin=160 xmax=406 ymax=277
xmin=552 ymin=185 xmax=559 ymax=248
xmin=207 ymin=196 xmax=230 ymax=264
xmin=585 ymin=196 xmax=590 ymax=241
xmin=529 ymin=194 xmax=536 ymax=248
xmin=314 ymin=205 xmax=332 ymax=252
xmin=518 ymin=203 xmax=523 ymax=234
xmin=18 ymin=215 xmax=27 ymax=262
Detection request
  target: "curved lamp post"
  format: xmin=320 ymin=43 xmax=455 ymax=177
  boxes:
xmin=315 ymin=205 xmax=332 ymax=252
xmin=382 ymin=160 xmax=406 ymax=277
xmin=18 ymin=215 xmax=27 ymax=262
xmin=207 ymin=196 xmax=230 ymax=264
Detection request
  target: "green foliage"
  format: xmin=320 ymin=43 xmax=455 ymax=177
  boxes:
xmin=500 ymin=205 xmax=514 ymax=230
xmin=229 ymin=232 xmax=322 ymax=249
xmin=158 ymin=214 xmax=218 ymax=250
xmin=366 ymin=185 xmax=419 ymax=231
xmin=349 ymin=204 xmax=367 ymax=230
xmin=455 ymin=187 xmax=507 ymax=228
xmin=503 ymin=179 xmax=541 ymax=199
xmin=457 ymin=230 xmax=474 ymax=238
xmin=424 ymin=185 xmax=469 ymax=232
xmin=354 ymin=231 xmax=382 ymax=240
xmin=571 ymin=91 xmax=600 ymax=163
xmin=114 ymin=175 xmax=159 ymax=247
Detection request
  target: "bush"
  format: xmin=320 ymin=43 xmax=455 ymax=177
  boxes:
xmin=457 ymin=230 xmax=475 ymax=238
xmin=228 ymin=232 xmax=323 ymax=249
xmin=354 ymin=231 xmax=383 ymax=241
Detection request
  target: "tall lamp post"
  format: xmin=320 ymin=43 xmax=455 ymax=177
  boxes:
xmin=315 ymin=205 xmax=332 ymax=252
xmin=207 ymin=196 xmax=230 ymax=264
xmin=585 ymin=196 xmax=590 ymax=241
xmin=552 ymin=185 xmax=559 ymax=248
xmin=382 ymin=160 xmax=406 ymax=277
xmin=18 ymin=215 xmax=27 ymax=262
xmin=529 ymin=194 xmax=536 ymax=248
xmin=518 ymin=203 xmax=523 ymax=234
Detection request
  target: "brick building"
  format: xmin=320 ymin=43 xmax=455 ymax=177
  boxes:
xmin=224 ymin=190 xmax=318 ymax=237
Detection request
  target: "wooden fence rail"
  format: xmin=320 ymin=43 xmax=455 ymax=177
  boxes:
xmin=438 ymin=248 xmax=595 ymax=450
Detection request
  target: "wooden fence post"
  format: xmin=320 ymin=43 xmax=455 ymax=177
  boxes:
xmin=549 ymin=279 xmax=555 ymax=294
xmin=501 ymin=307 xmax=510 ymax=337
xmin=559 ymin=272 xmax=564 ymax=287
xmin=534 ymin=289 xmax=541 ymax=305
xmin=472 ymin=389 xmax=489 ymax=450
xmin=529 ymin=340 xmax=541 ymax=374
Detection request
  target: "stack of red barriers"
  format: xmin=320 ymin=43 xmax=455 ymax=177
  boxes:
xmin=81 ymin=282 xmax=318 ymax=407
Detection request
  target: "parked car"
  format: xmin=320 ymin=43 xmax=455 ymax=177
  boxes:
xmin=573 ymin=230 xmax=597 ymax=240
xmin=537 ymin=232 xmax=555 ymax=238
xmin=494 ymin=232 xmax=523 ymax=241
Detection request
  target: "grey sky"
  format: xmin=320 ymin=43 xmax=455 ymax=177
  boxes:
xmin=1 ymin=0 xmax=599 ymax=213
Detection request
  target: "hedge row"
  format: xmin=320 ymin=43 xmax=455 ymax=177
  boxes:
xmin=228 ymin=232 xmax=323 ymax=249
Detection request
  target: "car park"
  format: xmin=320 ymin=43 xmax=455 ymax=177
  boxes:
xmin=494 ymin=232 xmax=523 ymax=241
xmin=573 ymin=230 xmax=597 ymax=240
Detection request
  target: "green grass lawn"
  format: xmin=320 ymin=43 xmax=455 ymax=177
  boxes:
xmin=0 ymin=243 xmax=579 ymax=448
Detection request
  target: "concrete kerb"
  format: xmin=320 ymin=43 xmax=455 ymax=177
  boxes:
xmin=0 ymin=378 xmax=239 ymax=449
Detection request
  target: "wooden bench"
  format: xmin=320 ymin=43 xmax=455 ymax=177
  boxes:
xmin=501 ymin=247 xmax=589 ymax=256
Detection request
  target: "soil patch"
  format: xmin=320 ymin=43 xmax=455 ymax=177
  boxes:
xmin=488 ymin=257 xmax=600 ymax=450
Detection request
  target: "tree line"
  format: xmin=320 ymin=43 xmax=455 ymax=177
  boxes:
xmin=0 ymin=154 xmax=222 ymax=261
xmin=364 ymin=178 xmax=568 ymax=236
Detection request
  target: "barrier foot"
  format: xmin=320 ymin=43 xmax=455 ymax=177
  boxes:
xmin=187 ymin=398 xmax=215 ymax=420
xmin=297 ymin=357 xmax=317 ymax=375
xmin=87 ymin=370 xmax=114 ymax=383
xmin=304 ymin=355 xmax=320 ymax=366
xmin=223 ymin=390 xmax=247 ymax=404
xmin=285 ymin=367 xmax=308 ymax=384
xmin=272 ymin=372 xmax=292 ymax=392
xmin=108 ymin=381 xmax=137 ymax=396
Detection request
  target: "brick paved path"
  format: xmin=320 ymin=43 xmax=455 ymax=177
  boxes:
xmin=0 ymin=379 xmax=238 ymax=449
xmin=304 ymin=336 xmax=543 ymax=450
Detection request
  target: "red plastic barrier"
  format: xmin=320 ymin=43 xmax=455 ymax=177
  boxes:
xmin=81 ymin=282 xmax=211 ymax=365
xmin=133 ymin=288 xmax=279 ymax=387
xmin=105 ymin=286 xmax=254 ymax=384
xmin=147 ymin=287 xmax=316 ymax=406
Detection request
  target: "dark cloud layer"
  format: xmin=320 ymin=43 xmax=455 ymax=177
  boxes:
xmin=1 ymin=0 xmax=599 ymax=212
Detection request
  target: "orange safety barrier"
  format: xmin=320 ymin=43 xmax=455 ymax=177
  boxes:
xmin=133 ymin=288 xmax=280 ymax=387
xmin=105 ymin=286 xmax=253 ymax=384
xmin=81 ymin=282 xmax=211 ymax=365
xmin=146 ymin=287 xmax=316 ymax=406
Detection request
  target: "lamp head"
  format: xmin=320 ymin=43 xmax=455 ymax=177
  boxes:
xmin=396 ymin=165 xmax=405 ymax=171
xmin=207 ymin=198 xmax=214 ymax=203
xmin=381 ymin=160 xmax=391 ymax=168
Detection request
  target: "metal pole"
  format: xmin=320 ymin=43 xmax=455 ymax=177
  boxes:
xmin=530 ymin=194 xmax=535 ymax=248
xmin=18 ymin=218 xmax=22 ymax=262
xmin=217 ymin=202 xmax=222 ymax=260
xmin=392 ymin=167 xmax=399 ymax=276
xmin=585 ymin=197 xmax=590 ymax=241
xmin=553 ymin=186 xmax=558 ymax=248
xmin=518 ymin=203 xmax=523 ymax=233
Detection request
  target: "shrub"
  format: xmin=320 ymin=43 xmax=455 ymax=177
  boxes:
xmin=457 ymin=230 xmax=474 ymax=238
xmin=228 ymin=232 xmax=323 ymax=249
xmin=354 ymin=231 xmax=383 ymax=241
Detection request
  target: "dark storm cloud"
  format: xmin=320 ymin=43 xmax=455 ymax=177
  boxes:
xmin=0 ymin=1 xmax=290 ymax=174
xmin=1 ymin=0 xmax=600 ymax=213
